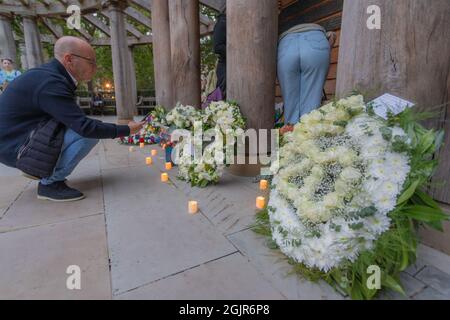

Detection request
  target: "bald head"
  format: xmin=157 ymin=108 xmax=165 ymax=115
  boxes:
xmin=54 ymin=36 xmax=93 ymax=60
xmin=54 ymin=36 xmax=97 ymax=82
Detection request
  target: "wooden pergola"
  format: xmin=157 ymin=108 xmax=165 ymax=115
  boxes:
xmin=1 ymin=0 xmax=449 ymax=208
xmin=0 ymin=0 xmax=232 ymax=122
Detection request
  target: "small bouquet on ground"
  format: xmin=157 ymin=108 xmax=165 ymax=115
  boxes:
xmin=119 ymin=105 xmax=167 ymax=145
xmin=175 ymin=101 xmax=246 ymax=188
xmin=253 ymin=94 xmax=448 ymax=300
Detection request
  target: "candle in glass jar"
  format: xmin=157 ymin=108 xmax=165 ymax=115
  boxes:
xmin=188 ymin=201 xmax=198 ymax=214
xmin=260 ymin=180 xmax=268 ymax=190
xmin=151 ymin=149 xmax=158 ymax=156
xmin=146 ymin=157 xmax=153 ymax=165
xmin=165 ymin=162 xmax=172 ymax=170
xmin=129 ymin=146 xmax=135 ymax=152
xmin=256 ymin=196 xmax=266 ymax=209
xmin=161 ymin=173 xmax=169 ymax=182
xmin=140 ymin=142 xmax=145 ymax=149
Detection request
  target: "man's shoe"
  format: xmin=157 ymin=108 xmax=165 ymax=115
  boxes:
xmin=37 ymin=181 xmax=85 ymax=202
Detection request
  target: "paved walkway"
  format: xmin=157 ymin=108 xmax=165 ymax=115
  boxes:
xmin=1 ymin=118 xmax=450 ymax=300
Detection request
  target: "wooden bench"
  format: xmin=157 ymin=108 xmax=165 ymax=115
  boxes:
xmin=136 ymin=96 xmax=156 ymax=115
xmin=76 ymin=96 xmax=92 ymax=115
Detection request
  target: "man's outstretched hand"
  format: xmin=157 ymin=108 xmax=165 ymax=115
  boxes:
xmin=128 ymin=121 xmax=146 ymax=135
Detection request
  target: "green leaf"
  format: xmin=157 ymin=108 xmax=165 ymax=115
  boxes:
xmin=434 ymin=130 xmax=445 ymax=152
xmin=382 ymin=274 xmax=406 ymax=296
xmin=402 ymin=205 xmax=449 ymax=222
xmin=397 ymin=180 xmax=421 ymax=205
xmin=426 ymin=220 xmax=444 ymax=232
xmin=415 ymin=190 xmax=441 ymax=210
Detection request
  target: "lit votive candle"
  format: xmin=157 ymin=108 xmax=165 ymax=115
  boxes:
xmin=146 ymin=157 xmax=153 ymax=165
xmin=188 ymin=201 xmax=198 ymax=214
xmin=129 ymin=146 xmax=135 ymax=152
xmin=260 ymin=179 xmax=268 ymax=190
xmin=140 ymin=142 xmax=145 ymax=149
xmin=162 ymin=144 xmax=167 ymax=150
xmin=256 ymin=196 xmax=266 ymax=209
xmin=161 ymin=173 xmax=169 ymax=182
xmin=165 ymin=162 xmax=172 ymax=170
xmin=151 ymin=149 xmax=158 ymax=156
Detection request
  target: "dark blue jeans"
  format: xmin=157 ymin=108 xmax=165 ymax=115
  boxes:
xmin=40 ymin=129 xmax=99 ymax=185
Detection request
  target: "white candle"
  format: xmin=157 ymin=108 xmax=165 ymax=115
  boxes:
xmin=165 ymin=162 xmax=172 ymax=170
xmin=151 ymin=149 xmax=158 ymax=156
xmin=189 ymin=201 xmax=198 ymax=214
xmin=256 ymin=197 xmax=266 ymax=209
xmin=140 ymin=142 xmax=145 ymax=149
xmin=129 ymin=146 xmax=135 ymax=152
xmin=161 ymin=173 xmax=169 ymax=182
xmin=260 ymin=180 xmax=268 ymax=190
xmin=146 ymin=157 xmax=153 ymax=165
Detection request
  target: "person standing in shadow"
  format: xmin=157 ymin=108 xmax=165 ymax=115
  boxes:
xmin=213 ymin=4 xmax=227 ymax=99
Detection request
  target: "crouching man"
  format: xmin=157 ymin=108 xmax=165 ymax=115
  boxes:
xmin=0 ymin=36 xmax=144 ymax=202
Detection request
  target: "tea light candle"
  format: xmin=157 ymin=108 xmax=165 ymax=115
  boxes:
xmin=140 ymin=142 xmax=145 ymax=149
xmin=260 ymin=179 xmax=268 ymax=190
xmin=256 ymin=196 xmax=266 ymax=209
xmin=188 ymin=201 xmax=198 ymax=214
xmin=151 ymin=149 xmax=158 ymax=156
xmin=146 ymin=157 xmax=153 ymax=165
xmin=129 ymin=146 xmax=135 ymax=152
xmin=165 ymin=162 xmax=172 ymax=170
xmin=161 ymin=173 xmax=169 ymax=182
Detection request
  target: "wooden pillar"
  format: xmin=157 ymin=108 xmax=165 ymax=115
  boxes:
xmin=336 ymin=0 xmax=450 ymax=202
xmin=152 ymin=0 xmax=174 ymax=109
xmin=168 ymin=0 xmax=201 ymax=107
xmin=22 ymin=16 xmax=44 ymax=68
xmin=336 ymin=0 xmax=450 ymax=252
xmin=227 ymin=0 xmax=278 ymax=129
xmin=226 ymin=0 xmax=278 ymax=176
xmin=128 ymin=46 xmax=138 ymax=106
xmin=18 ymin=42 xmax=28 ymax=70
xmin=109 ymin=1 xmax=136 ymax=124
xmin=0 ymin=14 xmax=16 ymax=63
xmin=227 ymin=0 xmax=278 ymax=131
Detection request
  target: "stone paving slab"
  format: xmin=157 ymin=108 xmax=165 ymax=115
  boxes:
xmin=0 ymin=214 xmax=111 ymax=300
xmin=101 ymin=164 xmax=237 ymax=296
xmin=116 ymin=253 xmax=286 ymax=300
xmin=228 ymin=229 xmax=344 ymax=300
xmin=0 ymin=158 xmax=103 ymax=233
xmin=144 ymin=147 xmax=265 ymax=236
xmin=415 ymin=266 xmax=450 ymax=298
xmin=0 ymin=176 xmax=30 ymax=219
xmin=412 ymin=287 xmax=448 ymax=300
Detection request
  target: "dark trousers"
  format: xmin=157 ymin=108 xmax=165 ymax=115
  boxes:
xmin=216 ymin=60 xmax=226 ymax=98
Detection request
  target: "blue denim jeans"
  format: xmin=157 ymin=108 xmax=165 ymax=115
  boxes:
xmin=277 ymin=30 xmax=330 ymax=125
xmin=40 ymin=129 xmax=99 ymax=185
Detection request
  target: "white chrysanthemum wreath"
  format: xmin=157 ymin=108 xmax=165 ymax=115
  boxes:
xmin=268 ymin=95 xmax=411 ymax=271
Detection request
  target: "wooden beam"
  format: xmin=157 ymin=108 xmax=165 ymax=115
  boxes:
xmin=40 ymin=17 xmax=63 ymax=38
xmin=124 ymin=6 xmax=152 ymax=28
xmin=129 ymin=0 xmax=152 ymax=11
xmin=91 ymin=35 xmax=153 ymax=46
xmin=83 ymin=15 xmax=111 ymax=36
xmin=100 ymin=12 xmax=143 ymax=39
xmin=0 ymin=0 xmax=102 ymax=16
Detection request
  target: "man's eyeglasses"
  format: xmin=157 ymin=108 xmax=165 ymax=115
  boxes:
xmin=70 ymin=53 xmax=97 ymax=66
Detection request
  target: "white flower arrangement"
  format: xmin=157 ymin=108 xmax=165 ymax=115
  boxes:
xmin=268 ymin=95 xmax=412 ymax=272
xmin=202 ymin=101 xmax=246 ymax=133
xmin=174 ymin=101 xmax=246 ymax=188
xmin=165 ymin=103 xmax=202 ymax=130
